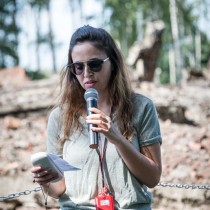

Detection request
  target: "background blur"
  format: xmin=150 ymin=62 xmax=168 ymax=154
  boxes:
xmin=0 ymin=0 xmax=210 ymax=210
xmin=1 ymin=0 xmax=210 ymax=82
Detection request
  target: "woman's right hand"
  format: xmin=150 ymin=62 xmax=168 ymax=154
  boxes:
xmin=31 ymin=166 xmax=66 ymax=199
xmin=31 ymin=165 xmax=60 ymax=185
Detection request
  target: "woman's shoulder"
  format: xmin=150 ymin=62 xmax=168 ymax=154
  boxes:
xmin=50 ymin=106 xmax=60 ymax=114
xmin=132 ymin=92 xmax=154 ymax=108
xmin=131 ymin=92 xmax=158 ymax=123
xmin=48 ymin=107 xmax=61 ymax=122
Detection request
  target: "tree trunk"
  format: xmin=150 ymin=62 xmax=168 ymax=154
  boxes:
xmin=127 ymin=20 xmax=165 ymax=82
xmin=34 ymin=7 xmax=41 ymax=72
xmin=195 ymin=27 xmax=201 ymax=71
xmin=46 ymin=1 xmax=57 ymax=73
xmin=169 ymin=0 xmax=182 ymax=84
xmin=12 ymin=0 xmax=19 ymax=65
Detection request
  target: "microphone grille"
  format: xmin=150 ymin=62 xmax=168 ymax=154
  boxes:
xmin=84 ymin=88 xmax=98 ymax=101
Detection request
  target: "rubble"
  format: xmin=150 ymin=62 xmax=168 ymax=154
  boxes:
xmin=0 ymin=68 xmax=210 ymax=210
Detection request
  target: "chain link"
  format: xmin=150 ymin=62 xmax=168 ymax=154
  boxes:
xmin=1 ymin=182 xmax=210 ymax=202
xmin=157 ymin=182 xmax=210 ymax=190
xmin=0 ymin=187 xmax=41 ymax=202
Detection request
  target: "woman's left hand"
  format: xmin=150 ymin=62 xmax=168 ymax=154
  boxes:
xmin=86 ymin=107 xmax=122 ymax=144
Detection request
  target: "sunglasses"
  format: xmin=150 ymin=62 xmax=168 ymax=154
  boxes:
xmin=68 ymin=57 xmax=109 ymax=75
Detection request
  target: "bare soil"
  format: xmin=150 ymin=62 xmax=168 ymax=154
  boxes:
xmin=0 ymin=70 xmax=210 ymax=210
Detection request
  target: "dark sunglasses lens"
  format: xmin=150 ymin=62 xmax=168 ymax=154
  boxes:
xmin=70 ymin=63 xmax=84 ymax=75
xmin=69 ymin=59 xmax=104 ymax=75
xmin=88 ymin=60 xmax=103 ymax=72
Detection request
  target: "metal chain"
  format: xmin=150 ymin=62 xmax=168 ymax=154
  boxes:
xmin=0 ymin=187 xmax=41 ymax=202
xmin=157 ymin=182 xmax=210 ymax=190
xmin=1 ymin=182 xmax=210 ymax=202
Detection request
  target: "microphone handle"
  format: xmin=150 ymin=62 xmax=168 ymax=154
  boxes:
xmin=86 ymin=99 xmax=98 ymax=149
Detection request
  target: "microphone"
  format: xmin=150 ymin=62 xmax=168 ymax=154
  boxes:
xmin=84 ymin=88 xmax=99 ymax=149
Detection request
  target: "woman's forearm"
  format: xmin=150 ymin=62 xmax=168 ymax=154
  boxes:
xmin=114 ymin=136 xmax=162 ymax=188
xmin=42 ymin=178 xmax=66 ymax=199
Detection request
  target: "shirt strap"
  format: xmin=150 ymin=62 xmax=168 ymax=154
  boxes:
xmin=96 ymin=135 xmax=108 ymax=188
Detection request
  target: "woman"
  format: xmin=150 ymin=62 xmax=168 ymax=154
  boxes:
xmin=31 ymin=25 xmax=162 ymax=210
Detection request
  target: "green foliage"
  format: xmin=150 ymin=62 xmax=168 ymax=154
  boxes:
xmin=25 ymin=69 xmax=50 ymax=80
xmin=29 ymin=0 xmax=50 ymax=9
xmin=0 ymin=0 xmax=53 ymax=71
xmin=200 ymin=33 xmax=210 ymax=68
xmin=158 ymin=45 xmax=170 ymax=84
xmin=104 ymin=0 xmax=210 ymax=83
xmin=0 ymin=0 xmax=21 ymax=68
xmin=105 ymin=0 xmax=138 ymax=55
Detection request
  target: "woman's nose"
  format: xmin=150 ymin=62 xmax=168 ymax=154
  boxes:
xmin=83 ymin=65 xmax=93 ymax=76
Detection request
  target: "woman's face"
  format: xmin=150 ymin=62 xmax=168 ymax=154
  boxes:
xmin=71 ymin=41 xmax=112 ymax=96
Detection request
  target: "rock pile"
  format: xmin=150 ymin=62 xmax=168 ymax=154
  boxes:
xmin=0 ymin=68 xmax=210 ymax=210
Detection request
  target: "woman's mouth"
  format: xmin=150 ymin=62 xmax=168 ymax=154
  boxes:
xmin=85 ymin=80 xmax=96 ymax=88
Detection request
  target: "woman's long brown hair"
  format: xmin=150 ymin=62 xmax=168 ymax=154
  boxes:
xmin=58 ymin=25 xmax=134 ymax=143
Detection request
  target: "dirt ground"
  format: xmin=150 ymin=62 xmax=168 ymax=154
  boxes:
xmin=0 ymin=69 xmax=210 ymax=210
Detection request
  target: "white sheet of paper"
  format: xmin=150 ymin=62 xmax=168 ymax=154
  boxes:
xmin=48 ymin=153 xmax=80 ymax=172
